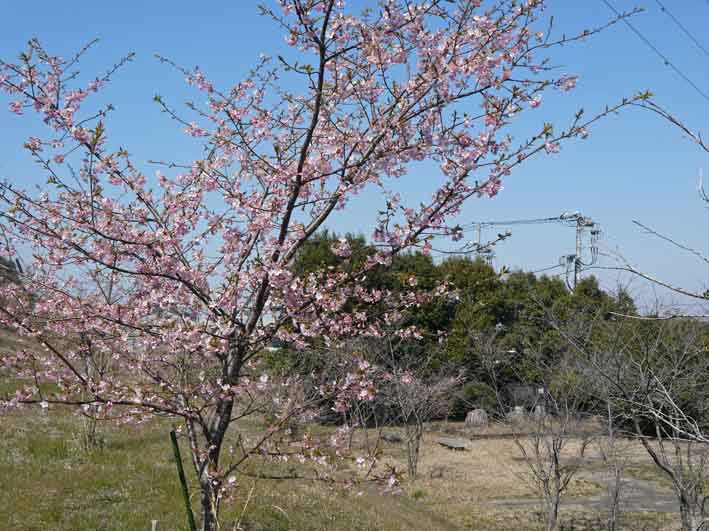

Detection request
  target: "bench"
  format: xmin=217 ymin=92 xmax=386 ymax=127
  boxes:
xmin=436 ymin=437 xmax=467 ymax=451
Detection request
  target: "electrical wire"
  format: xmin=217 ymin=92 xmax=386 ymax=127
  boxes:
xmin=601 ymin=0 xmax=709 ymax=104
xmin=654 ymin=0 xmax=709 ymax=60
xmin=464 ymin=214 xmax=600 ymax=283
xmin=530 ymin=264 xmax=564 ymax=274
xmin=464 ymin=215 xmax=578 ymax=229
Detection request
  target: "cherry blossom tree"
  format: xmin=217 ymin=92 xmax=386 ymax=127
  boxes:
xmin=0 ymin=1 xmax=649 ymax=528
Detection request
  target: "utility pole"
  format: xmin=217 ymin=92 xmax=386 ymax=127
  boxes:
xmin=571 ymin=215 xmax=598 ymax=290
xmin=574 ymin=217 xmax=583 ymax=290
xmin=465 ymin=212 xmax=600 ymax=283
xmin=473 ymin=223 xmax=494 ymax=266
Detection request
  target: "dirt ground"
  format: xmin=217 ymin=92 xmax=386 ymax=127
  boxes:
xmin=375 ymin=422 xmax=685 ymax=530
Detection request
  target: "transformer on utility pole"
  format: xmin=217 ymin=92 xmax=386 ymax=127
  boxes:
xmin=473 ymin=223 xmax=495 ymax=266
xmin=563 ymin=214 xmax=600 ymax=290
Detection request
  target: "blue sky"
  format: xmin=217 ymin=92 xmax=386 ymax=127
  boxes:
xmin=1 ymin=1 xmax=707 ymax=312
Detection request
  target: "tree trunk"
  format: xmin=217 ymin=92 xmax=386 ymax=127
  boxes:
xmin=199 ymin=481 xmax=218 ymax=531
xmin=546 ymin=491 xmax=560 ymax=531
xmin=680 ymin=499 xmax=700 ymax=531
xmin=406 ymin=428 xmax=422 ymax=480
xmin=196 ymin=397 xmax=234 ymax=531
xmin=605 ymin=460 xmax=623 ymax=531
xmin=406 ymin=438 xmax=417 ymax=479
xmin=606 ymin=475 xmax=620 ymax=531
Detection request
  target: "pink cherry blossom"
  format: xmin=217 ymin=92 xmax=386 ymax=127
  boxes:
xmin=185 ymin=122 xmax=208 ymax=136
xmin=8 ymin=100 xmax=23 ymax=114
xmin=545 ymin=142 xmax=561 ymax=154
xmin=25 ymin=137 xmax=42 ymax=151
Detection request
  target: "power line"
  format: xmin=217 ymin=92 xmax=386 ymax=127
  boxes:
xmin=466 ymin=212 xmax=600 ymax=289
xmin=600 ymin=0 xmax=709 ymax=104
xmin=464 ymin=213 xmax=580 ymax=229
xmin=530 ymin=264 xmax=564 ymax=275
xmin=653 ymin=0 xmax=709 ymax=60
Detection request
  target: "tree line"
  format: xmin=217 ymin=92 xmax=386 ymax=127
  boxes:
xmin=279 ymin=230 xmax=642 ymax=417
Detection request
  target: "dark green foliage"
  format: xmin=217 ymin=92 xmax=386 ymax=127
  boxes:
xmin=449 ymin=382 xmax=498 ymax=421
xmin=0 ymin=256 xmax=21 ymax=284
xmin=292 ymin=230 xmax=371 ymax=279
xmin=283 ymin=231 xmax=646 ymax=416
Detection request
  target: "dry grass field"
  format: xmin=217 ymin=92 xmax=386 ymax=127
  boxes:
xmin=0 ymin=330 xmax=685 ymax=531
xmin=0 ymin=405 xmax=683 ymax=531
